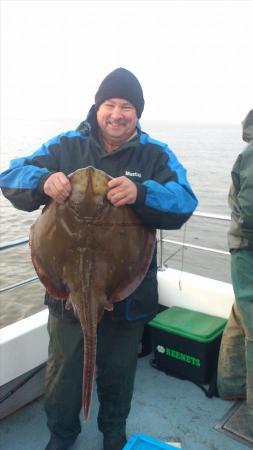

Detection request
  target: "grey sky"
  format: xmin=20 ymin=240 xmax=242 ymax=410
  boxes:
xmin=1 ymin=0 xmax=252 ymax=124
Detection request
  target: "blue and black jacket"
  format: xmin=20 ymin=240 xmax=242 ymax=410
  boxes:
xmin=0 ymin=106 xmax=198 ymax=322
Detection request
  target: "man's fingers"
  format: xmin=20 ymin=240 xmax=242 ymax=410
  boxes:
xmin=44 ymin=172 xmax=72 ymax=203
xmin=107 ymin=177 xmax=123 ymax=189
xmin=107 ymin=177 xmax=137 ymax=206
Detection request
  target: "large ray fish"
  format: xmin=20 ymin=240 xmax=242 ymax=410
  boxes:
xmin=29 ymin=166 xmax=156 ymax=420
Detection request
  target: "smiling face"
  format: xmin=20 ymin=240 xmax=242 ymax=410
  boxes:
xmin=96 ymin=98 xmax=138 ymax=152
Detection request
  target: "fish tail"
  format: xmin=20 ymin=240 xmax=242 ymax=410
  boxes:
xmin=82 ymin=334 xmax=97 ymax=421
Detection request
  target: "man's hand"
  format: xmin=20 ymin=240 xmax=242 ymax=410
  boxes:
xmin=43 ymin=172 xmax=72 ymax=204
xmin=107 ymin=176 xmax=137 ymax=207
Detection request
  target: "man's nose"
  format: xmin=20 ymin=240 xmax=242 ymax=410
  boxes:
xmin=110 ymin=107 xmax=123 ymax=118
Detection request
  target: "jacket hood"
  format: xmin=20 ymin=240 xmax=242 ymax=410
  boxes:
xmin=242 ymin=109 xmax=253 ymax=143
xmin=76 ymin=105 xmax=98 ymax=136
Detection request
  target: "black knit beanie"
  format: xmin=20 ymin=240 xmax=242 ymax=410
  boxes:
xmin=95 ymin=68 xmax=145 ymax=118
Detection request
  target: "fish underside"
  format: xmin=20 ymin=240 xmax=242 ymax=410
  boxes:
xmin=30 ymin=166 xmax=155 ymax=420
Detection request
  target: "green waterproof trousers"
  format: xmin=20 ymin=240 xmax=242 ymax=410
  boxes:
xmin=217 ymin=249 xmax=253 ymax=434
xmin=44 ymin=312 xmax=145 ymax=441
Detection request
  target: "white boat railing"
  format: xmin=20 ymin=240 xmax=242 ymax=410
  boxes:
xmin=0 ymin=211 xmax=231 ymax=295
xmin=0 ymin=235 xmax=37 ymax=293
xmin=157 ymin=211 xmax=230 ymax=270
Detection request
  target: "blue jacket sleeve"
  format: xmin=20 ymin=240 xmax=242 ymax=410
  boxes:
xmin=0 ymin=130 xmax=82 ymax=211
xmin=133 ymin=140 xmax=198 ymax=230
xmin=0 ymin=138 xmax=63 ymax=211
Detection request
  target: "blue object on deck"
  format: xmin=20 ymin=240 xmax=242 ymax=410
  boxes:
xmin=123 ymin=433 xmax=181 ymax=449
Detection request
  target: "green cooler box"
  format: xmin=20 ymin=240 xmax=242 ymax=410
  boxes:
xmin=149 ymin=306 xmax=227 ymax=384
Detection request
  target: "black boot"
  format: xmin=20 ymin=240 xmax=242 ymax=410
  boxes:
xmin=45 ymin=434 xmax=77 ymax=450
xmin=103 ymin=433 xmax=127 ymax=450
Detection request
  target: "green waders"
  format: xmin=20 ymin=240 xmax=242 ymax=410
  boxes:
xmin=44 ymin=312 xmax=145 ymax=441
xmin=217 ymin=249 xmax=253 ymax=434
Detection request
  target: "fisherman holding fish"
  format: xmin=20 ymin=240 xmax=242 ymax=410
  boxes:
xmin=0 ymin=68 xmax=198 ymax=450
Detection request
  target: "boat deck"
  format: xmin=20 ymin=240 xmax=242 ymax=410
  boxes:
xmin=0 ymin=354 xmax=251 ymax=450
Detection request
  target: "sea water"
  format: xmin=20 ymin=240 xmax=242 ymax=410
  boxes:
xmin=0 ymin=118 xmax=242 ymax=327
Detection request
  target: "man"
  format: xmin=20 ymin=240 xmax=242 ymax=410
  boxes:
xmin=217 ymin=109 xmax=253 ymax=436
xmin=0 ymin=68 xmax=198 ymax=450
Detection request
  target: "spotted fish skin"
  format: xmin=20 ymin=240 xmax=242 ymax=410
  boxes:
xmin=30 ymin=166 xmax=156 ymax=420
